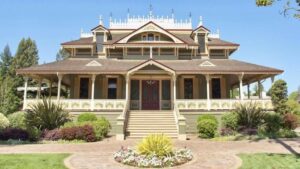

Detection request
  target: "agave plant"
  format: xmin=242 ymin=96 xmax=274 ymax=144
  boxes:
xmin=234 ymin=102 xmax=266 ymax=129
xmin=137 ymin=134 xmax=173 ymax=157
xmin=25 ymin=97 xmax=70 ymax=130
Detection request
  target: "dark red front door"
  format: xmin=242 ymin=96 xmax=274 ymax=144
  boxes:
xmin=142 ymin=80 xmax=159 ymax=110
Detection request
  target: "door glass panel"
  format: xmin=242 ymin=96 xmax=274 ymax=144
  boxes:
xmin=108 ymin=78 xmax=117 ymax=99
xmin=130 ymin=80 xmax=139 ymax=100
xmin=162 ymin=80 xmax=170 ymax=100
xmin=80 ymin=78 xmax=89 ymax=99
xmin=184 ymin=78 xmax=193 ymax=99
xmin=212 ymin=78 xmax=221 ymax=99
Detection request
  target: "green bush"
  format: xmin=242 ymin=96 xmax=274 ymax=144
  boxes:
xmin=63 ymin=117 xmax=111 ymax=140
xmin=197 ymin=115 xmax=218 ymax=138
xmin=7 ymin=111 xmax=26 ymax=129
xmin=277 ymin=129 xmax=298 ymax=138
xmin=25 ymin=98 xmax=70 ymax=130
xmin=0 ymin=113 xmax=10 ymax=130
xmin=137 ymin=134 xmax=173 ymax=157
xmin=261 ymin=113 xmax=283 ymax=134
xmin=26 ymin=126 xmax=42 ymax=141
xmin=270 ymin=79 xmax=290 ymax=114
xmin=221 ymin=112 xmax=238 ymax=130
xmin=234 ymin=102 xmax=265 ymax=129
xmin=77 ymin=113 xmax=97 ymax=122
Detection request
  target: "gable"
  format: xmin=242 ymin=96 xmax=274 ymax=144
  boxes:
xmin=115 ymin=22 xmax=186 ymax=44
xmin=86 ymin=60 xmax=102 ymax=67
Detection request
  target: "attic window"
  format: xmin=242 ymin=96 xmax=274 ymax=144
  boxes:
xmin=199 ymin=61 xmax=215 ymax=67
xmin=141 ymin=33 xmax=160 ymax=41
xmin=148 ymin=33 xmax=154 ymax=41
xmin=86 ymin=60 xmax=102 ymax=67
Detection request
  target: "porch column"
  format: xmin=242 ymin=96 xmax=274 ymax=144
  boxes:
xmin=49 ymin=79 xmax=53 ymax=98
xmin=91 ymin=74 xmax=96 ymax=111
xmin=37 ymin=78 xmax=42 ymax=99
xmin=125 ymin=74 xmax=130 ymax=101
xmin=247 ymin=84 xmax=250 ymax=99
xmin=238 ymin=73 xmax=244 ymax=100
xmin=172 ymin=75 xmax=177 ymax=109
xmin=150 ymin=46 xmax=153 ymax=59
xmin=57 ymin=73 xmax=63 ymax=101
xmin=205 ymin=75 xmax=211 ymax=111
xmin=271 ymin=76 xmax=275 ymax=84
xmin=258 ymin=80 xmax=262 ymax=99
xmin=22 ymin=77 xmax=29 ymax=110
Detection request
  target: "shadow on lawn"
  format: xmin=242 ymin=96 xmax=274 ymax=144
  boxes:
xmin=273 ymin=139 xmax=300 ymax=156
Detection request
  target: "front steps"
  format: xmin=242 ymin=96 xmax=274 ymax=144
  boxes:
xmin=126 ymin=110 xmax=178 ymax=138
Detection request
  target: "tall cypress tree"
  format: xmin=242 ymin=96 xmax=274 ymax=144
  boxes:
xmin=0 ymin=45 xmax=13 ymax=78
xmin=56 ymin=48 xmax=70 ymax=61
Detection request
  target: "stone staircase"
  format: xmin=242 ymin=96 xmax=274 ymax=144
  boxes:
xmin=126 ymin=110 xmax=178 ymax=138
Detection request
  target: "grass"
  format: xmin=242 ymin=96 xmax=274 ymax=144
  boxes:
xmin=0 ymin=154 xmax=70 ymax=169
xmin=239 ymin=153 xmax=300 ymax=169
xmin=211 ymin=134 xmax=266 ymax=141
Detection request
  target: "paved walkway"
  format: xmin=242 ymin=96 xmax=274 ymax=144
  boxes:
xmin=0 ymin=136 xmax=299 ymax=169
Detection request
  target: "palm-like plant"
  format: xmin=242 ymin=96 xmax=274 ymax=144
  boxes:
xmin=25 ymin=97 xmax=70 ymax=130
xmin=234 ymin=102 xmax=266 ymax=129
xmin=137 ymin=134 xmax=173 ymax=157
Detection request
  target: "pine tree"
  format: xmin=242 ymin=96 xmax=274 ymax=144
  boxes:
xmin=56 ymin=48 xmax=70 ymax=61
xmin=0 ymin=45 xmax=13 ymax=77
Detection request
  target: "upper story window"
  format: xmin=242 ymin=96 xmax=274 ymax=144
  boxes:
xmin=141 ymin=33 xmax=160 ymax=41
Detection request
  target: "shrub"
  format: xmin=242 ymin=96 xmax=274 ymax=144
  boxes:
xmin=197 ymin=119 xmax=218 ymax=138
xmin=0 ymin=113 xmax=10 ymax=130
xmin=197 ymin=115 xmax=218 ymax=124
xmin=77 ymin=113 xmax=97 ymax=122
xmin=234 ymin=102 xmax=265 ymax=129
xmin=25 ymin=98 xmax=70 ymax=130
xmin=277 ymin=129 xmax=298 ymax=138
xmin=7 ymin=111 xmax=26 ymax=129
xmin=0 ymin=128 xmax=29 ymax=141
xmin=137 ymin=134 xmax=173 ymax=157
xmin=26 ymin=127 xmax=42 ymax=141
xmin=270 ymin=79 xmax=290 ymax=114
xmin=63 ymin=117 xmax=111 ymax=140
xmin=220 ymin=127 xmax=236 ymax=136
xmin=42 ymin=129 xmax=62 ymax=141
xmin=221 ymin=112 xmax=238 ymax=130
xmin=283 ymin=113 xmax=299 ymax=130
xmin=60 ymin=125 xmax=96 ymax=142
xmin=260 ymin=113 xmax=283 ymax=134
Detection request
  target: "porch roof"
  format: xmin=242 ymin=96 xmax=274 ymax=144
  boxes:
xmin=16 ymin=58 xmax=283 ymax=75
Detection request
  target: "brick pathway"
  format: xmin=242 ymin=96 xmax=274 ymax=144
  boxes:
xmin=0 ymin=136 xmax=299 ymax=169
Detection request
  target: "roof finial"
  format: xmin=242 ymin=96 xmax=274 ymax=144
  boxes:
xmin=149 ymin=4 xmax=153 ymax=18
xmin=189 ymin=12 xmax=192 ymax=22
xmin=217 ymin=29 xmax=220 ymax=38
xmin=99 ymin=15 xmax=103 ymax=25
xmin=171 ymin=8 xmax=174 ymax=19
xmin=198 ymin=16 xmax=203 ymax=26
xmin=80 ymin=28 xmax=83 ymax=34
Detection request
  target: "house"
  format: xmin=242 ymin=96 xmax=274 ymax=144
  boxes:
xmin=17 ymin=10 xmax=283 ymax=140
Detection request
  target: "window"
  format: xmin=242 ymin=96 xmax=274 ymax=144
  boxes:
xmin=148 ymin=33 xmax=154 ymax=41
xmin=142 ymin=35 xmax=147 ymax=41
xmin=212 ymin=78 xmax=221 ymax=99
xmin=184 ymin=78 xmax=193 ymax=99
xmin=162 ymin=80 xmax=171 ymax=100
xmin=155 ymin=35 xmax=160 ymax=41
xmin=198 ymin=34 xmax=206 ymax=53
xmin=108 ymin=78 xmax=117 ymax=99
xmin=80 ymin=78 xmax=89 ymax=99
xmin=130 ymin=80 xmax=139 ymax=100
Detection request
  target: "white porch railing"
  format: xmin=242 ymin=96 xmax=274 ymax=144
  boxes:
xmin=176 ymin=99 xmax=273 ymax=110
xmin=24 ymin=99 xmax=126 ymax=111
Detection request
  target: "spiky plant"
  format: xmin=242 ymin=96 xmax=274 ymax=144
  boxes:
xmin=234 ymin=102 xmax=266 ymax=129
xmin=25 ymin=98 xmax=70 ymax=130
xmin=137 ymin=134 xmax=173 ymax=157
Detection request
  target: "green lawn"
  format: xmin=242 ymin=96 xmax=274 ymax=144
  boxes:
xmin=239 ymin=153 xmax=300 ymax=169
xmin=0 ymin=154 xmax=70 ymax=169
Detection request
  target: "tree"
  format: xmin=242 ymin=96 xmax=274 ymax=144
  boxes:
xmin=0 ymin=76 xmax=20 ymax=115
xmin=256 ymin=0 xmax=300 ymax=19
xmin=270 ymin=79 xmax=290 ymax=114
xmin=0 ymin=45 xmax=13 ymax=77
xmin=56 ymin=48 xmax=70 ymax=61
xmin=252 ymin=83 xmax=264 ymax=96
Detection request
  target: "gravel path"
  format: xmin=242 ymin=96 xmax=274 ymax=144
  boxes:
xmin=0 ymin=136 xmax=299 ymax=169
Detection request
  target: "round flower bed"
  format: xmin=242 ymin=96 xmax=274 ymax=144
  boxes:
xmin=114 ymin=147 xmax=193 ymax=168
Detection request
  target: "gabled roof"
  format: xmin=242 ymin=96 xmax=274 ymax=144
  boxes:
xmin=114 ymin=21 xmax=187 ymax=44
xmin=91 ymin=24 xmax=109 ymax=32
xmin=192 ymin=25 xmax=211 ymax=35
xmin=207 ymin=38 xmax=240 ymax=47
xmin=128 ymin=59 xmax=175 ymax=75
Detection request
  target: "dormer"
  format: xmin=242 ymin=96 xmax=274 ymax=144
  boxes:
xmin=91 ymin=16 xmax=110 ymax=56
xmin=191 ymin=17 xmax=210 ymax=58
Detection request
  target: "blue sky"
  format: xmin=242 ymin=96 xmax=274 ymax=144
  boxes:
xmin=0 ymin=0 xmax=299 ymax=93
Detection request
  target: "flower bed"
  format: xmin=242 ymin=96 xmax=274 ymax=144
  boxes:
xmin=114 ymin=147 xmax=193 ymax=168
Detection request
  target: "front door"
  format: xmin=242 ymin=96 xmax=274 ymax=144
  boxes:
xmin=142 ymin=80 xmax=159 ymax=110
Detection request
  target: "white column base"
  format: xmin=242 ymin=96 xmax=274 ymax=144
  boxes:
xmin=116 ymin=134 xmax=125 ymax=141
xmin=178 ymin=134 xmax=187 ymax=140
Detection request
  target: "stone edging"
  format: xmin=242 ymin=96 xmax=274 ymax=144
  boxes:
xmin=64 ymin=154 xmax=76 ymax=169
